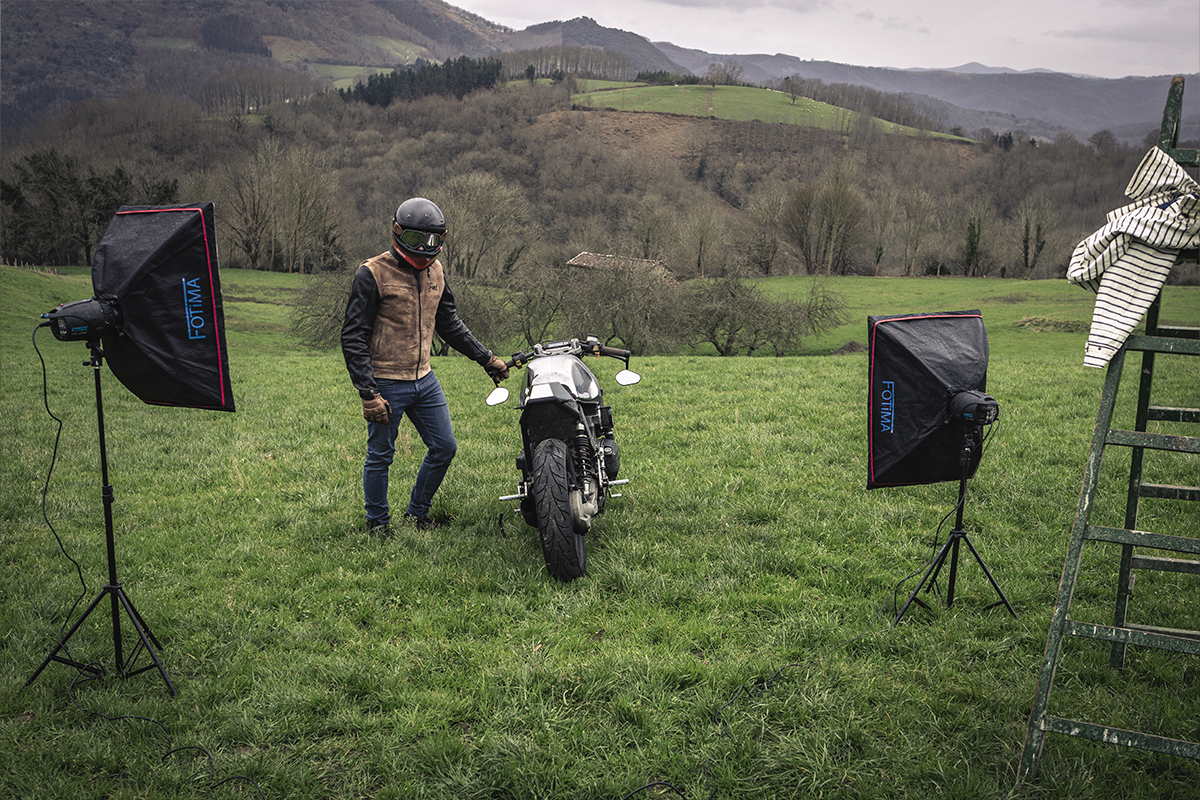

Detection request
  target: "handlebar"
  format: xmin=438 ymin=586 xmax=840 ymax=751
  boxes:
xmin=489 ymin=336 xmax=641 ymax=395
xmin=598 ymin=344 xmax=632 ymax=360
xmin=506 ymin=337 xmax=632 ymax=371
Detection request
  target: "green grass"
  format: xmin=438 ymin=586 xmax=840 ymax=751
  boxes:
xmin=763 ymin=275 xmax=1200 ymax=358
xmin=358 ymin=37 xmax=427 ymax=65
xmin=1 ymin=266 xmax=1197 ymax=799
xmin=571 ymin=84 xmax=961 ymax=139
xmin=309 ymin=63 xmax=379 ymax=90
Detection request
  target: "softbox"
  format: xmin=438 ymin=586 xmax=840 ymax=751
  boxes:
xmin=867 ymin=310 xmax=989 ymax=489
xmin=93 ymin=203 xmax=234 ymax=411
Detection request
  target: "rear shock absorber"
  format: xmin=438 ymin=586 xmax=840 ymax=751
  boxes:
xmin=574 ymin=424 xmax=595 ymax=485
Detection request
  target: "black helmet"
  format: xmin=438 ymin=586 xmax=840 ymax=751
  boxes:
xmin=392 ymin=197 xmax=447 ymax=259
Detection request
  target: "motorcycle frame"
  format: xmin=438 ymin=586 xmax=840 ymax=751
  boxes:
xmin=517 ymin=374 xmax=606 ymax=496
xmin=497 ymin=337 xmax=634 ymax=506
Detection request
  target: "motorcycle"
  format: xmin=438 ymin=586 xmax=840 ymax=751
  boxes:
xmin=487 ymin=335 xmax=641 ymax=581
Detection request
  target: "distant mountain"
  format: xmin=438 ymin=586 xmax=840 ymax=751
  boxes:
xmin=907 ymin=62 xmax=1082 ymax=77
xmin=498 ymin=17 xmax=685 ymax=75
xmin=654 ymin=43 xmax=1199 ymax=144
xmin=1 ymin=0 xmax=1195 ymax=145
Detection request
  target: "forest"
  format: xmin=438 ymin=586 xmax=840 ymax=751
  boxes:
xmin=2 ymin=61 xmax=1192 ymax=353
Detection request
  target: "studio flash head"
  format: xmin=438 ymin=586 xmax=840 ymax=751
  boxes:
xmin=949 ymin=389 xmax=1000 ymax=426
xmin=43 ymin=298 xmax=122 ymax=342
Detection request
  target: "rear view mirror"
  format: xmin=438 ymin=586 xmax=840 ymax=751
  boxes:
xmin=615 ymin=369 xmax=641 ymax=386
xmin=486 ymin=386 xmax=510 ymax=406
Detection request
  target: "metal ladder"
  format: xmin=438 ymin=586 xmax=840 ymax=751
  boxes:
xmin=1016 ymin=76 xmax=1200 ymax=788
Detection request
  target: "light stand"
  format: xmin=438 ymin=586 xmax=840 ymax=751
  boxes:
xmin=893 ymin=423 xmax=1016 ymax=626
xmin=25 ymin=342 xmax=177 ymax=696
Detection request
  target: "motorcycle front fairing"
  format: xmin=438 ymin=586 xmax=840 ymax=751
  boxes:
xmin=520 ymin=354 xmax=601 ymax=404
xmin=519 ymin=354 xmax=602 ymax=447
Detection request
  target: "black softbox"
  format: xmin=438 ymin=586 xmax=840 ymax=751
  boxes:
xmin=93 ymin=203 xmax=234 ymax=411
xmin=867 ymin=310 xmax=989 ymax=489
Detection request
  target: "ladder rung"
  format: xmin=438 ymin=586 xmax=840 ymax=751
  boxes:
xmin=1125 ymin=334 xmax=1200 ymax=354
xmin=1124 ymin=622 xmax=1200 ymax=641
xmin=1154 ymin=325 xmax=1198 ymax=340
xmin=1084 ymin=524 xmax=1200 ymax=554
xmin=1162 ymin=148 xmax=1200 ymax=168
xmin=1139 ymin=482 xmax=1200 ymax=501
xmin=1105 ymin=429 xmax=1200 ymax=452
xmin=1131 ymin=553 xmax=1200 ymax=574
xmin=1147 ymin=406 xmax=1200 ymax=423
xmin=1040 ymin=715 xmax=1200 ymax=760
xmin=1064 ymin=620 xmax=1200 ymax=654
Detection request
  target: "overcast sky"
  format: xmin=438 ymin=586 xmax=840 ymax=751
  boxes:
xmin=452 ymin=0 xmax=1199 ymax=80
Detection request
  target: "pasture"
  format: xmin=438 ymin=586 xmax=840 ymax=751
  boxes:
xmin=570 ymin=83 xmax=954 ymax=138
xmin=1 ymin=266 xmax=1196 ymax=799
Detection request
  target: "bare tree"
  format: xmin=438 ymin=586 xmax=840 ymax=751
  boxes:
xmin=1088 ymin=129 xmax=1119 ymax=153
xmin=277 ymin=145 xmax=342 ymax=273
xmin=685 ymin=275 xmax=847 ymax=356
xmin=564 ymin=259 xmax=684 ymax=354
xmin=673 ymin=198 xmax=728 ymax=279
xmin=1010 ymin=193 xmax=1059 ymax=278
xmin=780 ymin=157 xmax=865 ymax=276
xmin=507 ymin=258 xmax=572 ymax=347
xmin=738 ymin=183 xmax=789 ymax=276
xmin=780 ymin=182 xmax=822 ymax=274
xmin=435 ymin=171 xmax=532 ymax=281
xmin=779 ymin=75 xmax=804 ymax=105
xmin=867 ymin=179 xmax=897 ymax=276
xmin=705 ymin=59 xmax=745 ymax=86
xmin=900 ymin=186 xmax=936 ymax=277
xmin=959 ymin=196 xmax=997 ymax=277
xmin=220 ymin=138 xmax=280 ymax=270
xmin=815 ymin=158 xmax=865 ymax=275
xmin=288 ymin=267 xmax=355 ymax=349
xmin=620 ymin=194 xmax=675 ymax=261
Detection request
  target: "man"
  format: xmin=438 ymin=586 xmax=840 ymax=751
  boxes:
xmin=341 ymin=197 xmax=508 ymax=531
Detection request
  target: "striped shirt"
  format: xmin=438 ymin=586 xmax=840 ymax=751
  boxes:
xmin=1067 ymin=146 xmax=1199 ymax=368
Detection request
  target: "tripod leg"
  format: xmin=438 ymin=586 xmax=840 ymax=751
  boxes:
xmin=114 ymin=587 xmax=177 ymax=695
xmin=894 ymin=536 xmax=955 ymax=625
xmin=962 ymin=535 xmax=1017 ymax=617
xmin=25 ymin=588 xmax=111 ymax=687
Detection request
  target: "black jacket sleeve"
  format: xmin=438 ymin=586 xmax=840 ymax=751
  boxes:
xmin=435 ymin=279 xmax=493 ymax=365
xmin=340 ymin=264 xmax=380 ymax=397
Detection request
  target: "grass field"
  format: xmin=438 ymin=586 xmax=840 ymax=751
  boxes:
xmin=570 ymin=84 xmax=959 ymax=139
xmin=1 ymin=266 xmax=1196 ymax=799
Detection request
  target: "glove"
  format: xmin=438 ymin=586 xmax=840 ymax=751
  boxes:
xmin=362 ymin=392 xmax=390 ymax=424
xmin=484 ymin=355 xmax=510 ymax=382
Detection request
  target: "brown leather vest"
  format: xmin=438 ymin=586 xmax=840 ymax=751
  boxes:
xmin=364 ymin=251 xmax=444 ymax=380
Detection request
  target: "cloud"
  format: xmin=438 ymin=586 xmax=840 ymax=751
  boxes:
xmin=621 ymin=0 xmax=831 ymax=11
xmin=458 ymin=0 xmax=1198 ymax=79
xmin=1047 ymin=22 xmax=1174 ymax=45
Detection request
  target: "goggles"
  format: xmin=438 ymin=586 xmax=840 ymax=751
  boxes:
xmin=394 ymin=222 xmax=446 ymax=252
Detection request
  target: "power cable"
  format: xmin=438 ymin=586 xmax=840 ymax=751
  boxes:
xmin=30 ymin=324 xmax=267 ymax=798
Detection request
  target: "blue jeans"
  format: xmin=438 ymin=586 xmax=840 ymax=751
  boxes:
xmin=363 ymin=372 xmax=457 ymax=526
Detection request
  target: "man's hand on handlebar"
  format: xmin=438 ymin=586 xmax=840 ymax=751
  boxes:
xmin=484 ymin=355 xmax=510 ymax=383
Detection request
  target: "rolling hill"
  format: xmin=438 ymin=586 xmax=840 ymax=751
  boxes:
xmin=1 ymin=0 xmax=1195 ymax=144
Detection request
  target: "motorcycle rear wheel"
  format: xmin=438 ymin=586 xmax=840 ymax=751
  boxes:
xmin=530 ymin=438 xmax=587 ymax=581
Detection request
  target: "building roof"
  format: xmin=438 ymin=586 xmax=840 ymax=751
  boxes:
xmin=566 ymin=252 xmax=673 ymax=276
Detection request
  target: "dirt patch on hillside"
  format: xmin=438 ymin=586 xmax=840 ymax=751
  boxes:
xmin=831 ymin=340 xmax=868 ymax=355
xmin=532 ymin=110 xmax=708 ymax=161
xmin=1016 ymin=316 xmax=1090 ymax=333
xmin=533 ymin=109 xmax=980 ymax=176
